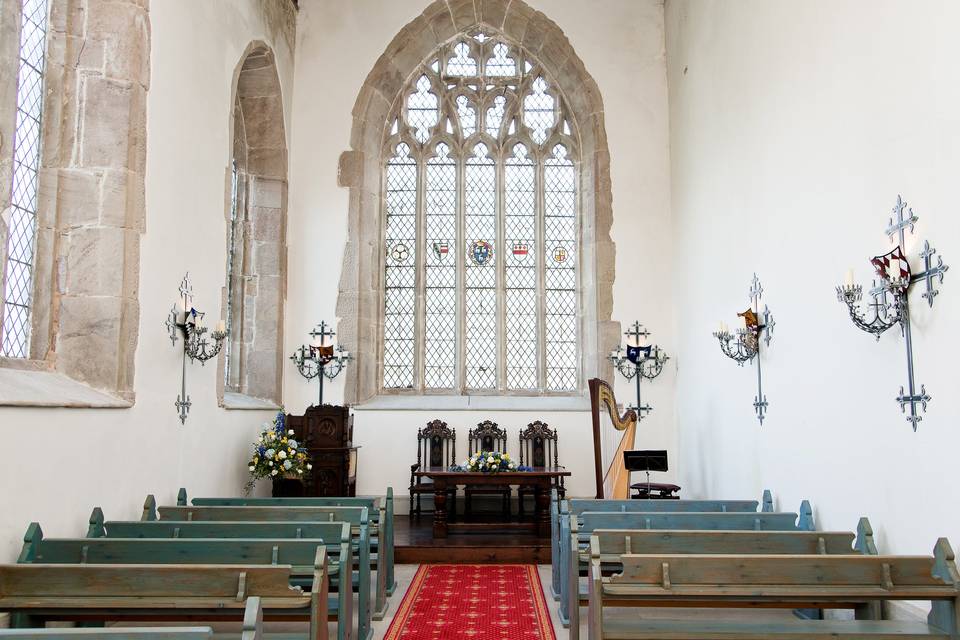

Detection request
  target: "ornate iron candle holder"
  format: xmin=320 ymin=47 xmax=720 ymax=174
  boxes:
xmin=290 ymin=321 xmax=351 ymax=406
xmin=713 ymin=274 xmax=775 ymax=425
xmin=164 ymin=273 xmax=228 ymax=424
xmin=608 ymin=321 xmax=669 ymax=420
xmin=836 ymin=195 xmax=948 ymax=429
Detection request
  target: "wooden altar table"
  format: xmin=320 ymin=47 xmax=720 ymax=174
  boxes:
xmin=414 ymin=467 xmax=570 ymax=538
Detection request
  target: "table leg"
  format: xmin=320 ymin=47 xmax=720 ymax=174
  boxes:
xmin=535 ymin=482 xmax=551 ymax=537
xmin=433 ymin=480 xmax=449 ymax=538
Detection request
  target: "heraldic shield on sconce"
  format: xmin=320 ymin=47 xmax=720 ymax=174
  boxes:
xmin=164 ymin=273 xmax=228 ymax=424
xmin=836 ymin=195 xmax=948 ymax=430
xmin=609 ymin=321 xmax=670 ymax=420
xmin=713 ymin=274 xmax=775 ymax=425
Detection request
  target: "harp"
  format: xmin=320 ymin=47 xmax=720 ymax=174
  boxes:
xmin=590 ymin=378 xmax=638 ymax=499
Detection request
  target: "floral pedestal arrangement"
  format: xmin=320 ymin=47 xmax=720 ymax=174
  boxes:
xmin=244 ymin=410 xmax=313 ymax=495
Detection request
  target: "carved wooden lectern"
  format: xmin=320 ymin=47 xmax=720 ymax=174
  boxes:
xmin=277 ymin=405 xmax=358 ymax=497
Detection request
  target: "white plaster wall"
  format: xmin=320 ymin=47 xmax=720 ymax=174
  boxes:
xmin=285 ymin=0 xmax=675 ymax=504
xmin=666 ymin=0 xmax=960 ymax=555
xmin=0 ymin=1 xmax=294 ymax=562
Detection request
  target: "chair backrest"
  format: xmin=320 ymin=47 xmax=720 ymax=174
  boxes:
xmin=468 ymin=420 xmax=507 ymax=454
xmin=519 ymin=420 xmax=558 ymax=468
xmin=417 ymin=420 xmax=456 ymax=468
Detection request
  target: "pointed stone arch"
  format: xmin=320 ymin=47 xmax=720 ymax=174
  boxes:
xmin=337 ymin=0 xmax=617 ymax=404
xmin=217 ymin=41 xmax=288 ymax=409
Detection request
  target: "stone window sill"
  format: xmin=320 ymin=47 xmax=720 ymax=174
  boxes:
xmin=355 ymin=394 xmax=590 ymax=412
xmin=222 ymin=391 xmax=280 ymax=411
xmin=0 ymin=367 xmax=132 ymax=408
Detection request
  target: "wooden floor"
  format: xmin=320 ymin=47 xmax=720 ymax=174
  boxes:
xmin=394 ymin=512 xmax=552 ymax=564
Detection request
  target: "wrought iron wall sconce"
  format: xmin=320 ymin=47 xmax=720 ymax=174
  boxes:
xmin=713 ymin=274 xmax=775 ymax=425
xmin=290 ymin=320 xmax=351 ymax=406
xmin=164 ymin=273 xmax=228 ymax=424
xmin=836 ymin=195 xmax=948 ymax=430
xmin=608 ymin=321 xmax=670 ymax=420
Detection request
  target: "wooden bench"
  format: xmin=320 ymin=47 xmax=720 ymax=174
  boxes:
xmin=556 ymin=508 xmax=815 ymax=626
xmin=19 ymin=523 xmax=351 ymax=640
xmin=0 ymin=555 xmax=330 ymax=640
xmin=567 ymin=521 xmax=878 ymax=639
xmin=177 ymin=487 xmax=396 ymax=598
xmin=587 ymin=539 xmax=960 ymax=639
xmin=143 ymin=499 xmax=382 ymax=636
xmin=0 ymin=630 xmax=215 ymax=640
xmin=549 ymin=489 xmax=775 ymax=599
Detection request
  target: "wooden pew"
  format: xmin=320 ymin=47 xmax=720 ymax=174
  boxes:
xmin=586 ymin=539 xmax=960 ymax=639
xmin=143 ymin=499 xmax=382 ymax=637
xmin=557 ymin=507 xmax=815 ymax=626
xmin=178 ymin=487 xmax=396 ymax=598
xmin=19 ymin=523 xmax=350 ymax=640
xmin=567 ymin=521 xmax=878 ymax=639
xmin=549 ymin=489 xmax=775 ymax=599
xmin=0 ymin=631 xmax=214 ymax=640
xmin=0 ymin=554 xmax=330 ymax=640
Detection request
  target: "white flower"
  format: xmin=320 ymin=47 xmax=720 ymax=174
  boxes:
xmin=271 ymin=469 xmax=278 ymax=476
xmin=257 ymin=436 xmax=263 ymax=443
xmin=248 ymin=465 xmax=255 ymax=471
xmin=278 ymin=450 xmax=287 ymax=460
xmin=487 ymin=456 xmax=495 ymax=463
xmin=288 ymin=439 xmax=298 ymax=449
xmin=297 ymin=468 xmax=304 ymax=474
xmin=307 ymin=463 xmax=313 ymax=470
xmin=265 ymin=448 xmax=275 ymax=458
xmin=283 ymin=460 xmax=293 ymax=470
xmin=288 ymin=429 xmax=295 ymax=435
xmin=268 ymin=461 xmax=274 ymax=466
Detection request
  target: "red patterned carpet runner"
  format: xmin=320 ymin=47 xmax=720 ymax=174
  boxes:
xmin=384 ymin=564 xmax=556 ymax=640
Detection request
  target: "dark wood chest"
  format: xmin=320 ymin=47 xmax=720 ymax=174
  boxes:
xmin=274 ymin=405 xmax=358 ymax=497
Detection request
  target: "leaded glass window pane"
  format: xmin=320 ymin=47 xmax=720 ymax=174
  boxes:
xmin=464 ymin=143 xmax=497 ymax=390
xmin=423 ymin=144 xmax=457 ymax=389
xmin=504 ymin=144 xmax=538 ymax=390
xmin=383 ymin=144 xmax=417 ymax=388
xmin=2 ymin=0 xmax=50 ymax=359
xmin=380 ymin=36 xmax=580 ymax=395
xmin=543 ymin=145 xmax=577 ymax=391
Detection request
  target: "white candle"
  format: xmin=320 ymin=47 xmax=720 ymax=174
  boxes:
xmin=196 ymin=315 xmax=204 ymax=329
xmin=216 ymin=320 xmax=225 ymax=333
xmin=845 ymin=268 xmax=854 ymax=288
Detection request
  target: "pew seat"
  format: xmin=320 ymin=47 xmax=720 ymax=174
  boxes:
xmin=597 ymin=618 xmax=950 ymax=639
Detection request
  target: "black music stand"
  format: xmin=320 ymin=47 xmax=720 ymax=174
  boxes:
xmin=623 ymin=450 xmax=680 ymax=499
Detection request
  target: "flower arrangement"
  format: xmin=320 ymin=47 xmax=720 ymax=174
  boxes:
xmin=450 ymin=451 xmax=530 ymax=473
xmin=244 ymin=410 xmax=312 ymax=494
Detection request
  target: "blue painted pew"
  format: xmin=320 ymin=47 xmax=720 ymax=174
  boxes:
xmin=556 ymin=503 xmax=815 ymax=626
xmin=586 ymin=539 xmax=960 ymax=639
xmin=0 ymin=558 xmax=329 ymax=640
xmin=549 ymin=489 xmax=774 ymax=600
xmin=177 ymin=487 xmax=396 ymax=598
xmin=567 ymin=518 xmax=878 ymax=639
xmin=20 ymin=522 xmax=350 ymax=640
xmin=143 ymin=498 xmax=380 ymax=640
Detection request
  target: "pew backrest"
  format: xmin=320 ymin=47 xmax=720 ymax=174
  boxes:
xmin=609 ymin=552 xmax=959 ymax=600
xmin=0 ymin=630 xmax=213 ymax=640
xmin=568 ymin=499 xmax=760 ymax=514
xmin=87 ymin=513 xmax=348 ymax=542
xmin=589 ymin=529 xmax=858 ymax=556
xmin=20 ymin=522 xmax=348 ymax=572
xmin=579 ymin=510 xmax=804 ymax=532
xmin=152 ymin=504 xmax=369 ymax=527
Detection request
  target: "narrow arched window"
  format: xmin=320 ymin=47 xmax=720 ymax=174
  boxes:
xmin=381 ymin=32 xmax=580 ymax=394
xmin=1 ymin=0 xmax=50 ymax=358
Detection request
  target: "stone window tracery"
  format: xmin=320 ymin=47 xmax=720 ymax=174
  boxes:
xmin=381 ymin=33 xmax=580 ymax=394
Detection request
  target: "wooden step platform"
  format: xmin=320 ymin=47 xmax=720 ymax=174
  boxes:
xmin=394 ymin=514 xmax=551 ymax=564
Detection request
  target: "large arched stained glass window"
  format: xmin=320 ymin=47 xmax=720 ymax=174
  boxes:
xmin=381 ymin=31 xmax=579 ymax=394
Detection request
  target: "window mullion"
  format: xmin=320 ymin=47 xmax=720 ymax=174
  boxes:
xmin=495 ymin=152 xmax=506 ymax=392
xmin=414 ymin=152 xmax=427 ymax=392
xmin=456 ymin=152 xmax=466 ymax=394
xmin=536 ymin=154 xmax=548 ymax=392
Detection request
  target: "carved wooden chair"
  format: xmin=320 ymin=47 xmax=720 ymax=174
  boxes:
xmin=518 ymin=420 xmax=562 ymax=516
xmin=464 ymin=420 xmax=511 ymax=517
xmin=409 ymin=420 xmax=457 ymax=518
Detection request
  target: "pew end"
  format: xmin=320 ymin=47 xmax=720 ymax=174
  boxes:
xmin=142 ymin=495 xmax=157 ymax=521
xmin=240 ymin=596 xmax=263 ymax=640
xmin=86 ymin=508 xmax=105 ymax=538
xmin=177 ymin=488 xmax=188 ymax=506
xmin=762 ymin=489 xmax=773 ymax=512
